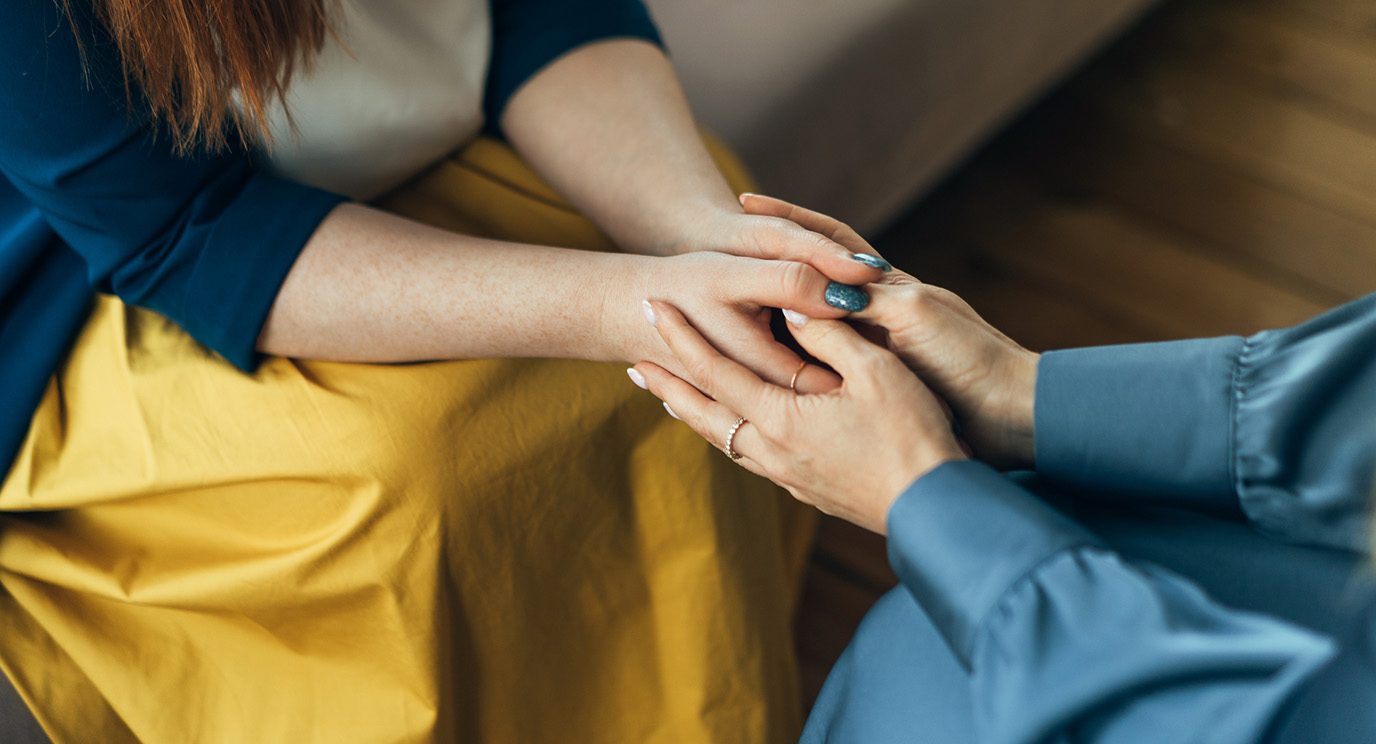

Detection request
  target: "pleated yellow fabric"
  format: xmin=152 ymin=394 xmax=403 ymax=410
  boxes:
xmin=0 ymin=137 xmax=816 ymax=743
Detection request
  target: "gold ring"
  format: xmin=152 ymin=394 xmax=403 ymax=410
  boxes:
xmin=789 ymin=360 xmax=807 ymax=393
xmin=724 ymin=416 xmax=747 ymax=461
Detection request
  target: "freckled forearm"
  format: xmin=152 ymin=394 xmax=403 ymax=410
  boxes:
xmin=499 ymin=40 xmax=743 ymax=256
xmin=258 ymin=203 xmax=655 ymax=363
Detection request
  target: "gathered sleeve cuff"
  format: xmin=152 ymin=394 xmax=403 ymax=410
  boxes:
xmin=884 ymin=462 xmax=1339 ymax=744
xmin=1034 ymin=336 xmax=1244 ymax=512
xmin=1034 ymin=294 xmax=1376 ymax=552
xmin=166 ymin=175 xmax=344 ymax=371
xmin=886 ymin=459 xmax=1100 ymax=665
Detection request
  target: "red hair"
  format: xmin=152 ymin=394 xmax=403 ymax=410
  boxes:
xmin=69 ymin=0 xmax=334 ymax=151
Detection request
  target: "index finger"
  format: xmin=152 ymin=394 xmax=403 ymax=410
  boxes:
xmin=741 ymin=193 xmax=891 ymax=269
xmin=745 ymin=219 xmax=883 ymax=285
xmin=644 ymin=300 xmax=786 ymax=418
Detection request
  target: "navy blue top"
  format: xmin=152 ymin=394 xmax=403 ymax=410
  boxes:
xmin=0 ymin=0 xmax=661 ymax=476
xmin=803 ymin=294 xmax=1376 ymax=743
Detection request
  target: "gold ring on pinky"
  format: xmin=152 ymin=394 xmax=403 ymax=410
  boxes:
xmin=724 ymin=416 xmax=748 ymax=461
xmin=789 ymin=360 xmax=807 ymax=393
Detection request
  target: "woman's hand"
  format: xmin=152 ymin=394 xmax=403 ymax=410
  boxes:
xmin=741 ymin=194 xmax=1040 ymax=469
xmin=607 ymin=251 xmax=878 ymax=393
xmin=670 ymin=200 xmax=890 ymax=287
xmin=631 ymin=301 xmax=966 ymax=535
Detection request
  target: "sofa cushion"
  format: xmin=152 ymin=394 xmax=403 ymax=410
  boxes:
xmin=647 ymin=0 xmax=1160 ymax=230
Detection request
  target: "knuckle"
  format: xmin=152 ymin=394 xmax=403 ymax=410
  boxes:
xmin=684 ymin=356 xmax=714 ymax=391
xmin=755 ymin=221 xmax=794 ymax=254
xmin=870 ymin=348 xmax=907 ymax=377
xmin=926 ymin=284 xmax=956 ymax=303
xmin=808 ymin=321 xmax=842 ymax=345
xmin=895 ymin=283 xmax=924 ymax=307
xmin=771 ymin=412 xmax=801 ymax=444
xmin=889 ymin=283 xmax=929 ymax=318
xmin=808 ymin=232 xmax=837 ymax=255
xmin=695 ymin=368 xmax=718 ymax=396
xmin=852 ymin=340 xmax=893 ymax=370
xmin=742 ymin=226 xmax=774 ymax=256
xmin=776 ymin=261 xmax=818 ymax=301
xmin=688 ymin=409 xmax=711 ymax=435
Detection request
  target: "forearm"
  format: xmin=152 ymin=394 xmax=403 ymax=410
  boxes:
xmin=1032 ymin=293 xmax=1376 ymax=550
xmin=887 ymin=461 xmax=1335 ymax=744
xmin=257 ymin=203 xmax=648 ymax=363
xmin=500 ymin=39 xmax=741 ymax=256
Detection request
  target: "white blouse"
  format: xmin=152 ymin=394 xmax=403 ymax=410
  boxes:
xmin=255 ymin=0 xmax=491 ymax=200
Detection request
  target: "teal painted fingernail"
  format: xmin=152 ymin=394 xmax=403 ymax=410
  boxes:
xmin=851 ymin=253 xmax=892 ymax=272
xmin=825 ymin=282 xmax=870 ymax=312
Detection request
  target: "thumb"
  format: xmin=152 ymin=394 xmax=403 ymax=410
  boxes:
xmin=845 ymin=281 xmax=920 ymax=334
xmin=782 ymin=312 xmax=894 ymax=384
xmin=735 ymin=259 xmax=867 ymax=320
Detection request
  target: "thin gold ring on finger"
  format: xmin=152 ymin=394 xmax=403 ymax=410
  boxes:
xmin=789 ymin=360 xmax=807 ymax=393
xmin=724 ymin=416 xmax=748 ymax=461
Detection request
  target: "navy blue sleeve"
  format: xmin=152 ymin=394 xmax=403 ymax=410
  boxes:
xmin=1036 ymin=293 xmax=1376 ymax=552
xmin=484 ymin=0 xmax=664 ymax=130
xmin=0 ymin=0 xmax=346 ymax=371
xmin=886 ymin=460 xmax=1345 ymax=744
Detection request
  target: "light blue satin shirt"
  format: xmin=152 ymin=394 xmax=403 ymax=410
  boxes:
xmin=802 ymin=294 xmax=1376 ymax=743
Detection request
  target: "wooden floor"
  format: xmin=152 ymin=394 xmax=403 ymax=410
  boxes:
xmin=793 ymin=0 xmax=1376 ymax=707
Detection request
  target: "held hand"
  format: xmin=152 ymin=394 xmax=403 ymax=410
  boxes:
xmin=609 ymin=252 xmax=877 ymax=394
xmin=631 ymin=301 xmax=965 ymax=535
xmin=673 ymin=198 xmax=892 ymax=287
xmin=741 ymin=195 xmax=1040 ymax=469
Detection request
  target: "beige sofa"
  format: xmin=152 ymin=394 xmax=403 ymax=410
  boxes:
xmin=647 ymin=0 xmax=1161 ymax=232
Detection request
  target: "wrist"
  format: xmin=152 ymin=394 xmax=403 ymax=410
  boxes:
xmin=1005 ymin=350 xmax=1039 ymax=468
xmin=879 ymin=448 xmax=967 ymax=535
xmin=597 ymin=253 xmax=664 ymax=362
xmin=973 ymin=349 xmax=1039 ymax=470
xmin=658 ymin=202 xmax=746 ymax=256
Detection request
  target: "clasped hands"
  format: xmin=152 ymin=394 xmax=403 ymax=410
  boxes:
xmin=625 ymin=194 xmax=1040 ymax=535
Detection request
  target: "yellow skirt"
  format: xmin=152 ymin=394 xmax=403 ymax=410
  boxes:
xmin=0 ymin=138 xmax=815 ymax=743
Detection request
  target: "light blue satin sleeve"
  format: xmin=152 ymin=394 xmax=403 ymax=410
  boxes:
xmin=874 ymin=460 xmax=1339 ymax=744
xmin=970 ymin=550 xmax=1333 ymax=744
xmin=1036 ymin=293 xmax=1376 ymax=552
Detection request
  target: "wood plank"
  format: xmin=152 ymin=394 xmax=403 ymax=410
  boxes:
xmin=794 ymin=563 xmax=885 ymax=706
xmin=1250 ymin=0 xmax=1376 ymax=45
xmin=890 ymin=232 xmax=1160 ymax=349
xmin=1164 ymin=2 xmax=1376 ymax=127
xmin=812 ymin=517 xmax=896 ymax=592
xmin=881 ymin=188 xmax=1162 ymax=350
xmin=1088 ymin=58 xmax=1376 ymax=229
xmin=954 ymin=175 xmax=1329 ymax=338
xmin=1018 ymin=106 xmax=1376 ymax=302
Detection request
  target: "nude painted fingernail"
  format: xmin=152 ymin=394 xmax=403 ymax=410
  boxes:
xmin=824 ymin=282 xmax=870 ymax=312
xmin=627 ymin=368 xmax=647 ymax=389
xmin=738 ymin=192 xmax=754 ymax=205
xmin=851 ymin=253 xmax=892 ymax=272
xmin=642 ymin=300 xmax=657 ymax=326
xmin=782 ymin=309 xmax=809 ymax=327
xmin=663 ymin=402 xmax=680 ymax=420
